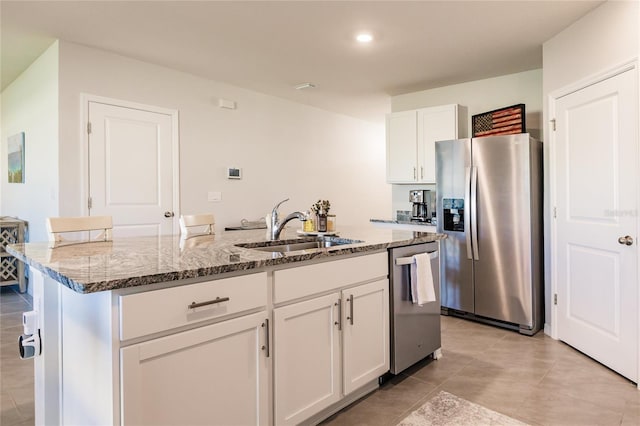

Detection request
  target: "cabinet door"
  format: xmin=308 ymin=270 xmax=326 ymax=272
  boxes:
xmin=274 ymin=293 xmax=341 ymax=425
xmin=342 ymin=279 xmax=389 ymax=395
xmin=121 ymin=311 xmax=269 ymax=426
xmin=386 ymin=110 xmax=418 ymax=183
xmin=417 ymin=104 xmax=459 ymax=183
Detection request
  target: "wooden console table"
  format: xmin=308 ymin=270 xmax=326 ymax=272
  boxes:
xmin=0 ymin=217 xmax=28 ymax=293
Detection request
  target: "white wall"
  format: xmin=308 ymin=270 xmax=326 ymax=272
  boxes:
xmin=542 ymin=0 xmax=639 ymax=331
xmin=0 ymin=42 xmax=59 ymax=242
xmin=55 ymin=41 xmax=389 ymax=236
xmin=389 ymin=69 xmax=542 ymax=217
xmin=392 ymin=69 xmax=543 ymax=139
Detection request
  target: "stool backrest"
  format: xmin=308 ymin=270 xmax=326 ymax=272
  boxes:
xmin=179 ymin=214 xmax=215 ymax=237
xmin=46 ymin=216 xmax=113 ymax=247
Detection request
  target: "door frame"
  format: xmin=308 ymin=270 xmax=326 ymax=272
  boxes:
xmin=80 ymin=94 xmax=181 ymax=232
xmin=548 ymin=58 xmax=639 ymax=381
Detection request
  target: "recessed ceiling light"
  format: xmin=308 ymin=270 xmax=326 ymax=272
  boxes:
xmin=356 ymin=33 xmax=373 ymax=43
xmin=294 ymin=82 xmax=316 ymax=90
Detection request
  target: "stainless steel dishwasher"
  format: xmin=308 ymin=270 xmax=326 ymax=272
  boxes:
xmin=389 ymin=242 xmax=442 ymax=374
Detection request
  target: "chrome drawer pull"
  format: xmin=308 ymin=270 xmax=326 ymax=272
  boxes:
xmin=188 ymin=297 xmax=230 ymax=310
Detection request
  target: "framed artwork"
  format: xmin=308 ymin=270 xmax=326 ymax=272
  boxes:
xmin=8 ymin=132 xmax=25 ymax=183
xmin=472 ymin=104 xmax=525 ymax=137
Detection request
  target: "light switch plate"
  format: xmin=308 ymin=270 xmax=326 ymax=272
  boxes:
xmin=208 ymin=191 xmax=222 ymax=202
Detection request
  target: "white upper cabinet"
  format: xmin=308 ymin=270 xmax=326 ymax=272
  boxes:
xmin=386 ymin=104 xmax=462 ymax=183
xmin=386 ymin=110 xmax=418 ymax=182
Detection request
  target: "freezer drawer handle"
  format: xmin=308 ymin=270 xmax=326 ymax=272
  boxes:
xmin=395 ymin=251 xmax=438 ymax=266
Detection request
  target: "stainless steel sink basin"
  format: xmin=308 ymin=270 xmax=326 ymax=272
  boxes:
xmin=235 ymin=237 xmax=363 ymax=253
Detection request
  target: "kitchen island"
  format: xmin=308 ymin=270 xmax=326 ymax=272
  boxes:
xmin=8 ymin=226 xmax=443 ymax=426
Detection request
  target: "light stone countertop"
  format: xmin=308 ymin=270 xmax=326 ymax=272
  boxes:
xmin=7 ymin=225 xmax=443 ymax=294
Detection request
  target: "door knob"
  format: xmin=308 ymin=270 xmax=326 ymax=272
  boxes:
xmin=618 ymin=235 xmax=634 ymax=246
xmin=164 ymin=211 xmax=174 ymax=218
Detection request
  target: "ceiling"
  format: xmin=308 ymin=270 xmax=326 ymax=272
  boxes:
xmin=1 ymin=0 xmax=603 ymax=122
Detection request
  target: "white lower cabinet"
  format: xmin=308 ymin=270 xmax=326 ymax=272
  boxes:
xmin=273 ymin=293 xmax=342 ymax=425
xmin=120 ymin=311 xmax=269 ymax=426
xmin=342 ymin=279 xmax=389 ymax=395
xmin=274 ymin=278 xmax=389 ymax=425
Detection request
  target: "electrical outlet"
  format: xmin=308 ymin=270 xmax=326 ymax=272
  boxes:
xmin=208 ymin=191 xmax=222 ymax=202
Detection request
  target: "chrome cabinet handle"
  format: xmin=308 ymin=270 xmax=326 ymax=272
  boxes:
xmin=164 ymin=211 xmax=175 ymax=218
xmin=618 ymin=235 xmax=634 ymax=246
xmin=261 ymin=319 xmax=270 ymax=358
xmin=420 ymin=166 xmax=424 ymax=180
xmin=188 ymin=296 xmax=229 ymax=309
xmin=413 ymin=167 xmax=417 ymax=180
xmin=347 ymin=295 xmax=354 ymax=325
xmin=335 ymin=301 xmax=342 ymax=330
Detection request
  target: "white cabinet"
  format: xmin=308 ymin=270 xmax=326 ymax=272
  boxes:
xmin=121 ymin=311 xmax=270 ymax=426
xmin=342 ymin=279 xmax=389 ymax=395
xmin=273 ymin=293 xmax=342 ymax=425
xmin=386 ymin=110 xmax=418 ymax=182
xmin=273 ymin=255 xmax=389 ymax=425
xmin=386 ymin=104 xmax=462 ymax=183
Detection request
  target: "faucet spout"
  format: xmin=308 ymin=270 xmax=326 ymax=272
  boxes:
xmin=270 ymin=198 xmax=308 ymax=240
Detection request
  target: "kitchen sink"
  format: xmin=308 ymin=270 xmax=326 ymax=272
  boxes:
xmin=235 ymin=237 xmax=363 ymax=253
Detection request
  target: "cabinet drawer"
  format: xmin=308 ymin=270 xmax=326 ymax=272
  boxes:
xmin=119 ymin=272 xmax=267 ymax=340
xmin=274 ymin=253 xmax=388 ymax=304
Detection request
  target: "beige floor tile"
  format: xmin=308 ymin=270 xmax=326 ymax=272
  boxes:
xmin=363 ymin=375 xmax=438 ymax=419
xmin=320 ymin=397 xmax=400 ymax=426
xmin=621 ymin=399 xmax=640 ymax=426
xmin=1 ymin=390 xmax=26 ymax=426
xmin=1 ymin=312 xmax=25 ymax=330
xmin=536 ymin=368 xmax=638 ymax=413
xmin=0 ymin=301 xmax=31 ymax=316
xmin=517 ymin=388 xmax=624 ymax=426
xmin=402 ymin=352 xmax=474 ymax=387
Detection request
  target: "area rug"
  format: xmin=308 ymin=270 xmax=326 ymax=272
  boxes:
xmin=397 ymin=391 xmax=528 ymax=426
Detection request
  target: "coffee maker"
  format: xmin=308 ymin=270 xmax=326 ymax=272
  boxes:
xmin=409 ymin=190 xmax=432 ymax=222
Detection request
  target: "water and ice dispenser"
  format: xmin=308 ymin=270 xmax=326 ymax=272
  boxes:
xmin=442 ymin=198 xmax=465 ymax=232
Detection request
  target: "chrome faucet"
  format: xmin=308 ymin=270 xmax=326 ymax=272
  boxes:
xmin=270 ymin=198 xmax=308 ymax=240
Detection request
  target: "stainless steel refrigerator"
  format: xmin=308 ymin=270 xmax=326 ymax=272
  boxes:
xmin=435 ymin=133 xmax=543 ymax=335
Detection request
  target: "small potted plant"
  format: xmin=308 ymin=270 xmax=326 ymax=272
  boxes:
xmin=311 ymin=200 xmax=331 ymax=232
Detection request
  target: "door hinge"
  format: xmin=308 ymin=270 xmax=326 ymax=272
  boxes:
xmin=87 ymin=122 xmax=92 ymax=134
xmin=550 ymin=119 xmax=556 ymax=131
xmin=554 ymin=294 xmax=558 ymax=305
xmin=88 ymin=197 xmax=92 ymax=210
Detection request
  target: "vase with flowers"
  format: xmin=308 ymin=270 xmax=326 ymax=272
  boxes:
xmin=311 ymin=199 xmax=331 ymax=232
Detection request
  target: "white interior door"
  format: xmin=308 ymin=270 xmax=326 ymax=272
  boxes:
xmin=88 ymin=101 xmax=177 ymax=237
xmin=554 ymin=67 xmax=638 ymax=381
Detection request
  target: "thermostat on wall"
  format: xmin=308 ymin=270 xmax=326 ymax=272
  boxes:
xmin=227 ymin=167 xmax=242 ymax=180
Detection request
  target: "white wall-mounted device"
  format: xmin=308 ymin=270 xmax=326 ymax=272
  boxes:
xmin=227 ymin=167 xmax=242 ymax=180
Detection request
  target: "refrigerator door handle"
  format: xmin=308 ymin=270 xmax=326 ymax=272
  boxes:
xmin=471 ymin=166 xmax=480 ymax=260
xmin=464 ymin=166 xmax=472 ymax=260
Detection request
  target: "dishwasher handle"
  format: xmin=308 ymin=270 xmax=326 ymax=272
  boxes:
xmin=395 ymin=251 xmax=438 ymax=266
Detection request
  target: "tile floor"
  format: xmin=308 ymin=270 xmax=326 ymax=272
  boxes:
xmin=324 ymin=316 xmax=640 ymax=426
xmin=1 ymin=284 xmax=639 ymax=426
xmin=1 ymin=285 xmax=34 ymax=426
